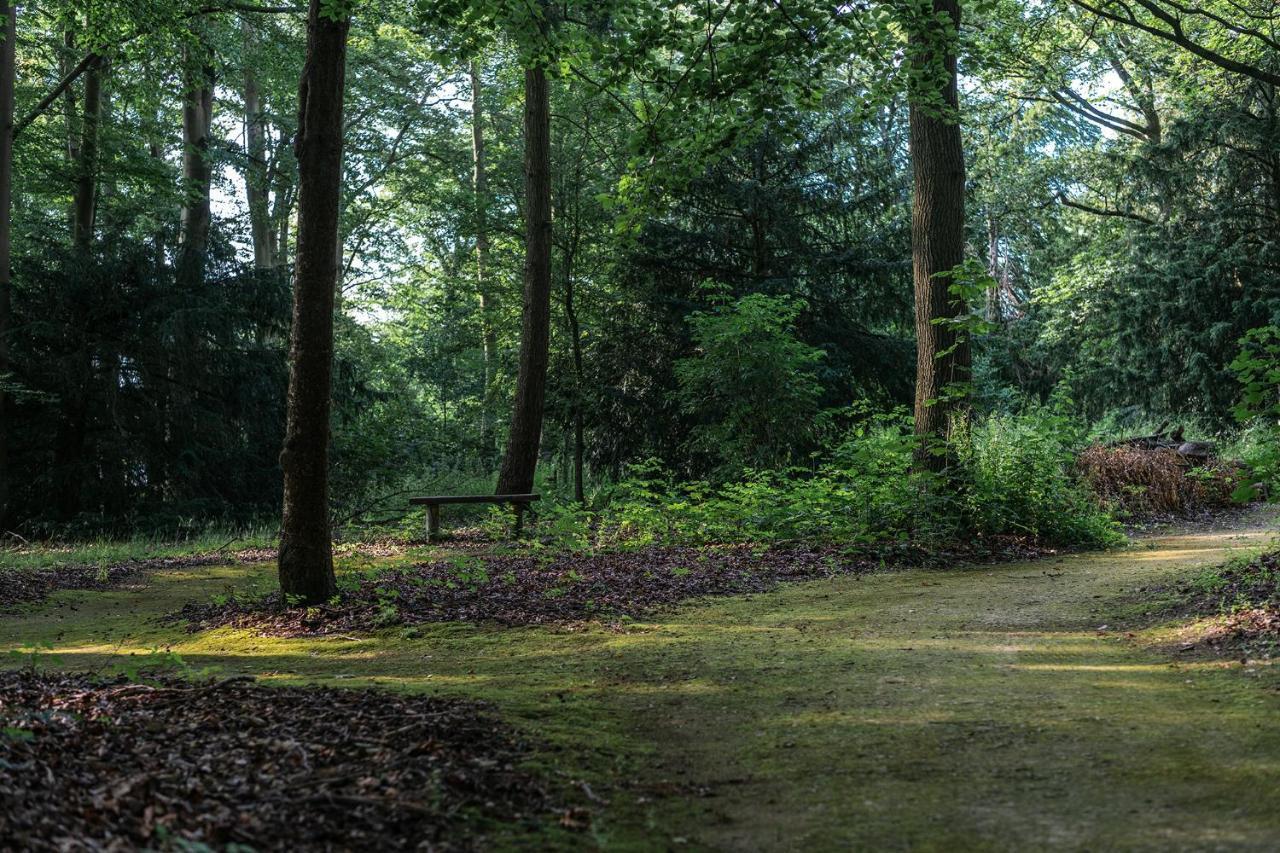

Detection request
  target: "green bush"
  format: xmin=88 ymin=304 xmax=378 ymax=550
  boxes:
xmin=1229 ymin=325 xmax=1280 ymax=500
xmin=675 ymin=292 xmax=825 ymax=475
xmin=957 ymin=409 xmax=1120 ymax=545
xmin=589 ymin=408 xmax=1119 ymax=550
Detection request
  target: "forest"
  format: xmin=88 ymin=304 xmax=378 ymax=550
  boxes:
xmin=1 ymin=0 xmax=1279 ymax=849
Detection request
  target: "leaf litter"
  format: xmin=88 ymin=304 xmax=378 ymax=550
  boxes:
xmin=0 ymin=669 xmax=564 ymax=850
xmin=172 ymin=538 xmax=1052 ymax=637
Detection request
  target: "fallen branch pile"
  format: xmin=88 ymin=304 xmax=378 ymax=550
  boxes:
xmin=1078 ymin=424 xmax=1246 ymax=515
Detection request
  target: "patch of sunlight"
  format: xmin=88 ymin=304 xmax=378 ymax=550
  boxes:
xmin=787 ymin=708 xmax=958 ymax=727
xmin=1009 ymin=661 xmax=1173 ymax=673
xmin=253 ymin=671 xmax=491 ymax=688
xmin=598 ymin=679 xmax=723 ymax=697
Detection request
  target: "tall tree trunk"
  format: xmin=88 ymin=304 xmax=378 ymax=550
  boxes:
xmin=72 ymin=55 xmax=102 ymax=252
xmin=470 ymin=60 xmax=498 ymax=459
xmin=565 ymin=271 xmax=585 ymax=504
xmin=244 ymin=21 xmax=275 ymax=270
xmin=179 ymin=43 xmax=214 ymax=284
xmin=907 ymin=0 xmax=969 ymax=471
xmin=278 ymin=0 xmax=350 ymax=604
xmin=0 ymin=1 xmax=15 ymax=525
xmin=495 ymin=64 xmax=552 ymax=495
xmin=54 ymin=49 xmax=103 ymax=517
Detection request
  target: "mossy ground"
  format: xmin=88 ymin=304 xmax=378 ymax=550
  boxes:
xmin=3 ymin=517 xmax=1279 ymax=850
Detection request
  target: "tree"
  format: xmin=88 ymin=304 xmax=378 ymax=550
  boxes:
xmin=495 ymin=51 xmax=552 ymax=494
xmin=178 ymin=39 xmax=214 ymax=285
xmin=906 ymin=0 xmax=970 ymax=470
xmin=469 ymin=59 xmax=498 ymax=458
xmin=278 ymin=0 xmax=351 ymax=604
xmin=1068 ymin=0 xmax=1280 ymax=88
xmin=0 ymin=0 xmax=13 ymax=525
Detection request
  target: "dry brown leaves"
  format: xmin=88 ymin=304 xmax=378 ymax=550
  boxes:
xmin=1076 ymin=445 xmax=1243 ymax=515
xmin=172 ymin=538 xmax=1053 ymax=637
xmin=0 ymin=670 xmax=558 ymax=850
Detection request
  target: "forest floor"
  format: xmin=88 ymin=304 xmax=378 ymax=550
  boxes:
xmin=3 ymin=507 xmax=1279 ymax=850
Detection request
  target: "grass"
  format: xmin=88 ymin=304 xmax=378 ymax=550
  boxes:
xmin=0 ymin=528 xmax=279 ymax=573
xmin=3 ymin=517 xmax=1280 ymax=849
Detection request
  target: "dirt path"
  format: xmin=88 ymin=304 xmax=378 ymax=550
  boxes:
xmin=600 ymin=515 xmax=1280 ymax=850
xmin=2 ymin=514 xmax=1278 ymax=850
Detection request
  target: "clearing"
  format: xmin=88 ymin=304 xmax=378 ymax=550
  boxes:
xmin=3 ymin=512 xmax=1279 ymax=850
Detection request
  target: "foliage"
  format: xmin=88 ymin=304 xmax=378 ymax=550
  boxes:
xmin=955 ymin=409 xmax=1120 ymax=543
xmin=599 ymin=409 xmax=1117 ymax=549
xmin=1229 ymin=325 xmax=1280 ymax=500
xmin=675 ymin=292 xmax=825 ymax=475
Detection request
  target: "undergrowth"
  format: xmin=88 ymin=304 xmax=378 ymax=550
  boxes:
xmin=506 ymin=408 xmax=1121 ymax=552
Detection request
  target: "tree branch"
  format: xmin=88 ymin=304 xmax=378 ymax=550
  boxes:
xmin=1070 ymin=0 xmax=1280 ymax=87
xmin=1056 ymin=192 xmax=1155 ymax=224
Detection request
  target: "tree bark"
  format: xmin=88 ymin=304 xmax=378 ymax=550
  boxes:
xmin=565 ymin=278 xmax=585 ymax=503
xmin=0 ymin=1 xmax=15 ymax=525
xmin=470 ymin=60 xmax=498 ymax=458
xmin=495 ymin=64 xmax=552 ymax=495
xmin=179 ymin=43 xmax=214 ymax=284
xmin=244 ymin=20 xmax=275 ymax=270
xmin=278 ymin=0 xmax=350 ymax=605
xmin=71 ymin=55 xmax=103 ymax=252
xmin=908 ymin=0 xmax=970 ymax=471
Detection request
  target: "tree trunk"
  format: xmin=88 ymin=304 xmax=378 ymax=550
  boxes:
xmin=179 ymin=43 xmax=214 ymax=284
xmin=470 ymin=60 xmax=498 ymax=460
xmin=985 ymin=213 xmax=1001 ymax=323
xmin=907 ymin=0 xmax=970 ymax=471
xmin=277 ymin=0 xmax=350 ymax=605
xmin=560 ymin=175 xmax=586 ymax=504
xmin=495 ymin=64 xmax=552 ymax=495
xmin=563 ymin=260 xmax=586 ymax=504
xmin=71 ymin=55 xmax=103 ymax=252
xmin=0 ymin=1 xmax=15 ymax=525
xmin=244 ymin=20 xmax=275 ymax=270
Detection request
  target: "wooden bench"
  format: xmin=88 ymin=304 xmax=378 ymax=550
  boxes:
xmin=409 ymin=493 xmax=540 ymax=541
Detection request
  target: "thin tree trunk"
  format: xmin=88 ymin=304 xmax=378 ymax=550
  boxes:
xmin=148 ymin=106 xmax=167 ymax=268
xmin=470 ymin=60 xmax=498 ymax=459
xmin=560 ymin=187 xmax=586 ymax=504
xmin=563 ymin=260 xmax=586 ymax=503
xmin=986 ymin=212 xmax=1001 ymax=323
xmin=179 ymin=43 xmax=214 ymax=283
xmin=0 ymin=1 xmax=15 ymax=524
xmin=278 ymin=0 xmax=350 ymax=604
xmin=72 ymin=55 xmax=102 ymax=252
xmin=495 ymin=64 xmax=552 ymax=495
xmin=244 ymin=20 xmax=275 ymax=270
xmin=908 ymin=0 xmax=970 ymax=471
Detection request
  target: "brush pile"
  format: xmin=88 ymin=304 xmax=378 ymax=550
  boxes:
xmin=1075 ymin=424 xmax=1247 ymax=515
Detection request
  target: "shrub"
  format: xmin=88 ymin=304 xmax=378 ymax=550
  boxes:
xmin=960 ymin=411 xmax=1120 ymax=545
xmin=1229 ymin=325 xmax=1280 ymax=500
xmin=595 ymin=408 xmax=1119 ymax=549
xmin=675 ymin=292 xmax=825 ymax=474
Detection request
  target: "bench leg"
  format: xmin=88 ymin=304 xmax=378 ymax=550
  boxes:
xmin=426 ymin=505 xmax=441 ymax=541
xmin=513 ymin=504 xmax=524 ymax=538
